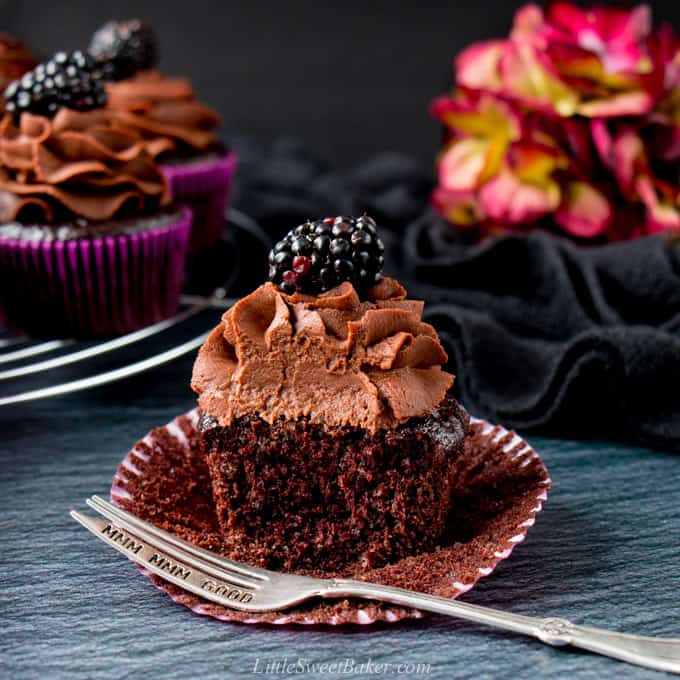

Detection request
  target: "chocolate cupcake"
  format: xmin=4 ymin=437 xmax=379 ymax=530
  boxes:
xmin=0 ymin=51 xmax=191 ymax=338
xmin=192 ymin=216 xmax=470 ymax=571
xmin=89 ymin=20 xmax=237 ymax=252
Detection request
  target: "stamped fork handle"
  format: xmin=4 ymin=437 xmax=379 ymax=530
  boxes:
xmin=329 ymin=580 xmax=680 ymax=674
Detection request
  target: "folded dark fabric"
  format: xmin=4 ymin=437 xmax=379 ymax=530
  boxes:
xmin=229 ymin=137 xmax=680 ymax=451
xmin=405 ymin=214 xmax=680 ymax=451
xmin=230 ymin=136 xmax=432 ymax=239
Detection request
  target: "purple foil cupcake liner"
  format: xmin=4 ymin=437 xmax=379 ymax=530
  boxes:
xmin=0 ymin=206 xmax=192 ymax=338
xmin=162 ymin=152 xmax=238 ymax=252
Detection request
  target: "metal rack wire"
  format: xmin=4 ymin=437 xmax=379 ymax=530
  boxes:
xmin=0 ymin=209 xmax=270 ymax=407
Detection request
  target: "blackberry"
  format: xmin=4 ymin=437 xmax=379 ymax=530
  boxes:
xmin=268 ymin=215 xmax=385 ymax=295
xmin=3 ymin=50 xmax=107 ymax=122
xmin=89 ymin=19 xmax=159 ymax=81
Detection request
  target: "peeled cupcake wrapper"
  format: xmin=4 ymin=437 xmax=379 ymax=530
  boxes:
xmin=112 ymin=409 xmax=551 ymax=625
xmin=161 ymin=152 xmax=238 ymax=253
xmin=0 ymin=206 xmax=192 ymax=338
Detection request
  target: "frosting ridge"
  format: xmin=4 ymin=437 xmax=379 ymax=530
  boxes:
xmin=0 ymin=109 xmax=169 ymax=222
xmin=105 ymin=70 xmax=221 ymax=159
xmin=192 ymin=277 xmax=454 ymax=431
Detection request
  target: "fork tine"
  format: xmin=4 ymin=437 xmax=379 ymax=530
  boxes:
xmin=89 ymin=496 xmax=272 ymax=580
xmin=70 ymin=510 xmax=263 ymax=610
xmin=89 ymin=495 xmax=271 ymax=581
xmin=85 ymin=498 xmax=259 ymax=589
xmin=85 ymin=495 xmax=271 ymax=581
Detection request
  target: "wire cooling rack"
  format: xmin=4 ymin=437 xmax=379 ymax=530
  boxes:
xmin=0 ymin=209 xmax=271 ymax=407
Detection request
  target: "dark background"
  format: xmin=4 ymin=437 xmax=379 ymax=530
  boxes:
xmin=4 ymin=0 xmax=680 ymax=167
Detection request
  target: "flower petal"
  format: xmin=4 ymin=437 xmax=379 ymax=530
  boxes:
xmin=431 ymin=187 xmax=481 ymax=226
xmin=432 ymin=95 xmax=519 ymax=139
xmin=438 ymin=138 xmax=492 ymax=192
xmin=455 ymin=40 xmax=506 ymax=92
xmin=590 ymin=118 xmax=614 ymax=168
xmin=499 ymin=42 xmax=579 ymax=116
xmin=555 ymin=181 xmax=612 ymax=237
xmin=636 ymin=176 xmax=680 ymax=232
xmin=578 ymin=90 xmax=654 ymax=117
xmin=612 ymin=128 xmax=645 ymax=194
xmin=479 ymin=169 xmax=560 ymax=224
xmin=509 ymin=140 xmax=565 ymax=185
xmin=511 ymin=4 xmax=546 ymax=42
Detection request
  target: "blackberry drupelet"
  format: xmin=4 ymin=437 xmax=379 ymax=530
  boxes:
xmin=3 ymin=50 xmax=107 ymax=122
xmin=268 ymin=215 xmax=385 ymax=295
xmin=89 ymin=19 xmax=159 ymax=82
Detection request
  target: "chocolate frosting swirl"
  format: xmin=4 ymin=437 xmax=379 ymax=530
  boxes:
xmin=105 ymin=70 xmax=221 ymax=159
xmin=192 ymin=277 xmax=454 ymax=432
xmin=0 ymin=34 xmax=36 ymax=94
xmin=0 ymin=109 xmax=169 ymax=223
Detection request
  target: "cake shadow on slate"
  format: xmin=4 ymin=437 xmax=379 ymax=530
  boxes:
xmin=192 ymin=215 xmax=470 ymax=571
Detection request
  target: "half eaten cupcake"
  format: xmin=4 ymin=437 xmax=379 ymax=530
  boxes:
xmin=192 ymin=216 xmax=470 ymax=571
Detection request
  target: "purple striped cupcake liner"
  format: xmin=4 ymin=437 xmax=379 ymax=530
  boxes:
xmin=112 ymin=411 xmax=550 ymax=626
xmin=0 ymin=206 xmax=192 ymax=338
xmin=161 ymin=152 xmax=238 ymax=253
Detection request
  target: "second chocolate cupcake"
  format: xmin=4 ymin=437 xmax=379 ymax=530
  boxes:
xmin=0 ymin=50 xmax=191 ymax=338
xmin=89 ymin=19 xmax=237 ymax=253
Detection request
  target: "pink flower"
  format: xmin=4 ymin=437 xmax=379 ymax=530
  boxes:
xmin=455 ymin=34 xmax=579 ymax=116
xmin=592 ymin=119 xmax=680 ymax=232
xmin=555 ymin=181 xmax=612 ymax=237
xmin=455 ymin=3 xmax=667 ymax=118
xmin=543 ymin=2 xmax=652 ymax=75
xmin=433 ymin=2 xmax=680 ymax=242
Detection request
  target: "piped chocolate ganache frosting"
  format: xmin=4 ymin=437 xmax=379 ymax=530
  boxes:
xmin=193 ymin=216 xmax=454 ymax=432
xmin=193 ymin=278 xmax=453 ymax=432
xmin=105 ymin=70 xmax=222 ymax=160
xmin=0 ymin=108 xmax=169 ymax=224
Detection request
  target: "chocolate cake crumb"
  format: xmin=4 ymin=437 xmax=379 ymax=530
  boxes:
xmin=198 ymin=395 xmax=469 ymax=571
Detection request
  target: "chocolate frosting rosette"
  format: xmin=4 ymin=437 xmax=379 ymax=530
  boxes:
xmin=0 ymin=51 xmax=192 ymax=338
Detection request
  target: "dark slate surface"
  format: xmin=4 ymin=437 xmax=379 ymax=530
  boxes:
xmin=2 ymin=342 xmax=680 ymax=680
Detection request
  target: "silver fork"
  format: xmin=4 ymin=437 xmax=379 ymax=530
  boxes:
xmin=72 ymin=496 xmax=680 ymax=675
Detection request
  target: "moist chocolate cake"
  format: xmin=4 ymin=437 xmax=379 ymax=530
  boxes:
xmin=192 ymin=216 xmax=470 ymax=571
xmin=199 ymin=395 xmax=468 ymax=571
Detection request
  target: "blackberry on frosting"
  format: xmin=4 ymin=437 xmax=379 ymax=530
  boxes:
xmin=3 ymin=50 xmax=106 ymax=122
xmin=268 ymin=215 xmax=385 ymax=295
xmin=89 ymin=19 xmax=159 ymax=82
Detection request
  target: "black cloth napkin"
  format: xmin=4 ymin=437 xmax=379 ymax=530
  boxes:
xmin=228 ymin=137 xmax=680 ymax=451
xmin=405 ymin=215 xmax=680 ymax=451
